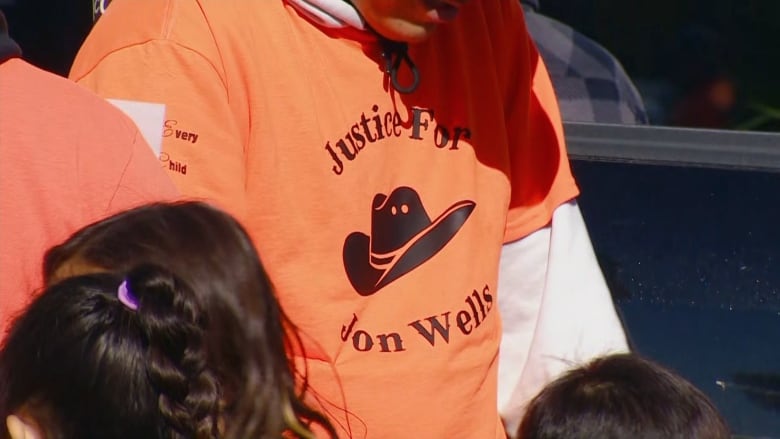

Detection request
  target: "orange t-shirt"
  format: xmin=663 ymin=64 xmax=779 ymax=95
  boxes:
xmin=71 ymin=1 xmax=577 ymax=437
xmin=0 ymin=58 xmax=179 ymax=339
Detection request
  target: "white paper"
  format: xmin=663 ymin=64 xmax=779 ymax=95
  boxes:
xmin=107 ymin=99 xmax=166 ymax=157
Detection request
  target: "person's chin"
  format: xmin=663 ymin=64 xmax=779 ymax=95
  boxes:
xmin=374 ymin=19 xmax=438 ymax=44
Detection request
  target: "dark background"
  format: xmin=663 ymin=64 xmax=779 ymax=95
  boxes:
xmin=2 ymin=0 xmax=92 ymax=76
xmin=542 ymin=0 xmax=780 ymax=131
xmin=573 ymin=159 xmax=780 ymax=437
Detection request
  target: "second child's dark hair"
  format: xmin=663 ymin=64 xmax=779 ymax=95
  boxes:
xmin=0 ymin=268 xmax=220 ymax=438
xmin=517 ymin=353 xmax=731 ymax=439
xmin=41 ymin=201 xmax=336 ymax=439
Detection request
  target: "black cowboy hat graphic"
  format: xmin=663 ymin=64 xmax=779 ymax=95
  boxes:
xmin=343 ymin=186 xmax=475 ymax=296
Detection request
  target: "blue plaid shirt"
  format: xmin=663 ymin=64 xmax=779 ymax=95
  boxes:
xmin=522 ymin=0 xmax=648 ymax=124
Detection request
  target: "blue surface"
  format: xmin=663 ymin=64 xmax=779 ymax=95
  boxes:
xmin=620 ymin=301 xmax=780 ymax=437
xmin=573 ymin=160 xmax=780 ymax=438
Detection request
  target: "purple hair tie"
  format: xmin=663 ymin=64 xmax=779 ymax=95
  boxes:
xmin=117 ymin=280 xmax=139 ymax=311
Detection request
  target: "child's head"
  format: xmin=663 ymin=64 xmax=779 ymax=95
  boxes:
xmin=1 ymin=268 xmax=219 ymax=439
xmin=2 ymin=201 xmax=334 ymax=438
xmin=517 ymin=353 xmax=730 ymax=439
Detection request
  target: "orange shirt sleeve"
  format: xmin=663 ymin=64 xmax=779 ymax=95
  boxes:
xmin=497 ymin=0 xmax=579 ymax=243
xmin=71 ymin=39 xmax=248 ymax=221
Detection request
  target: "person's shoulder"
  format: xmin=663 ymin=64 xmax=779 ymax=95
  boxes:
xmin=82 ymin=0 xmax=279 ymax=53
xmin=2 ymin=58 xmax=141 ymax=142
xmin=72 ymin=0 xmax=262 ymax=83
xmin=86 ymin=0 xmax=206 ymax=45
xmin=443 ymin=0 xmax=530 ymax=51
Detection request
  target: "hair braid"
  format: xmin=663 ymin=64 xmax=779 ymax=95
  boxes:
xmin=129 ymin=265 xmax=221 ymax=439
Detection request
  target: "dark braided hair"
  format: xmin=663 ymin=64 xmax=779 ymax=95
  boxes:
xmin=129 ymin=266 xmax=220 ymax=438
xmin=41 ymin=201 xmax=338 ymax=438
xmin=0 ymin=267 xmax=221 ymax=438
